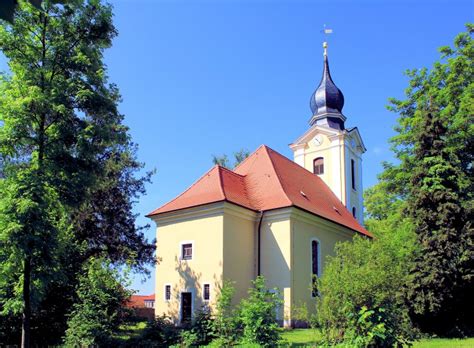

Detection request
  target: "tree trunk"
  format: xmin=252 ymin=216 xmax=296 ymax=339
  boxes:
xmin=21 ymin=256 xmax=31 ymax=348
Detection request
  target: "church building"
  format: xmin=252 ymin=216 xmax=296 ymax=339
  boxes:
xmin=147 ymin=42 xmax=371 ymax=326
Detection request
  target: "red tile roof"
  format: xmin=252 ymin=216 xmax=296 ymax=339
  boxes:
xmin=126 ymin=294 xmax=155 ymax=308
xmin=147 ymin=145 xmax=371 ymax=237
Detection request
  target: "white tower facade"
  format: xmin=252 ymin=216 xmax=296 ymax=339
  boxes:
xmin=290 ymin=43 xmax=366 ymax=224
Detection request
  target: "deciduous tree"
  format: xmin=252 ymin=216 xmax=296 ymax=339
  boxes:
xmin=0 ymin=1 xmax=154 ymax=345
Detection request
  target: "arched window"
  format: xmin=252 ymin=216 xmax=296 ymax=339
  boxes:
xmin=311 ymin=239 xmax=320 ymax=297
xmin=352 ymin=207 xmax=356 ymax=218
xmin=313 ymin=157 xmax=324 ymax=175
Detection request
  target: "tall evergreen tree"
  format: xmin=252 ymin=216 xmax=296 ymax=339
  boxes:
xmin=0 ymin=1 xmax=154 ymax=345
xmin=380 ymin=25 xmax=474 ymax=335
xmin=405 ymin=109 xmax=473 ymax=334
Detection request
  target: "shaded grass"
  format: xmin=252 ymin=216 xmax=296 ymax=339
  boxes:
xmin=114 ymin=320 xmax=147 ymax=341
xmin=280 ymin=329 xmax=474 ymax=347
xmin=114 ymin=323 xmax=474 ymax=347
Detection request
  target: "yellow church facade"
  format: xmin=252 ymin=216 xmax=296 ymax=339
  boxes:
xmin=150 ymin=200 xmax=358 ymax=325
xmin=147 ymin=43 xmax=370 ymax=326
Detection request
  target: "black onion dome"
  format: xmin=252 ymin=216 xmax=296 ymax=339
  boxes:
xmin=310 ymin=53 xmax=345 ymax=117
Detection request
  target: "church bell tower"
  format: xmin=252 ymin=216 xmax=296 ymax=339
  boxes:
xmin=290 ymin=42 xmax=366 ymax=224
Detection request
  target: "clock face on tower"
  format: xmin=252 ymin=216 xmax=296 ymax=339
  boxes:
xmin=312 ymin=134 xmax=324 ymax=147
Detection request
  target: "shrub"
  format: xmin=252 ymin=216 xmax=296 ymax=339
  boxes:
xmin=212 ymin=280 xmax=240 ymax=345
xmin=179 ymin=330 xmax=199 ymax=347
xmin=343 ymin=306 xmax=412 ymax=348
xmin=316 ymin=220 xmax=418 ymax=347
xmin=238 ymin=276 xmax=283 ymax=346
xmin=63 ymin=258 xmax=132 ymax=347
xmin=189 ymin=306 xmax=214 ymax=345
xmin=126 ymin=315 xmax=180 ymax=347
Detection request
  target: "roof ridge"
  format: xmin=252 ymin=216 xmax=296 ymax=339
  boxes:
xmin=233 ymin=144 xmax=265 ymax=171
xmin=265 ymin=146 xmax=370 ymax=235
xmin=218 ymin=165 xmax=245 ymax=177
xmin=218 ymin=165 xmax=254 ymax=210
xmin=261 ymin=146 xmax=293 ymax=206
xmin=216 ymin=166 xmax=226 ymax=200
xmin=146 ymin=165 xmax=220 ymax=217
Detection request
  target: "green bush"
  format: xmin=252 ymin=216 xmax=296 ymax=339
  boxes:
xmin=179 ymin=330 xmax=199 ymax=347
xmin=316 ymin=214 xmax=418 ymax=347
xmin=126 ymin=315 xmax=180 ymax=347
xmin=238 ymin=276 xmax=283 ymax=346
xmin=212 ymin=280 xmax=240 ymax=345
xmin=188 ymin=306 xmax=214 ymax=345
xmin=343 ymin=306 xmax=412 ymax=348
xmin=63 ymin=257 xmax=132 ymax=347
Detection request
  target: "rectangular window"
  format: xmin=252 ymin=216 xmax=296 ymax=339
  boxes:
xmin=182 ymin=243 xmax=193 ymax=260
xmin=203 ymin=284 xmax=210 ymax=301
xmin=165 ymin=285 xmax=171 ymax=301
xmin=351 ymin=159 xmax=356 ymax=190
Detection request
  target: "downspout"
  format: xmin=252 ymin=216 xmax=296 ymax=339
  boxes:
xmin=257 ymin=211 xmax=264 ymax=277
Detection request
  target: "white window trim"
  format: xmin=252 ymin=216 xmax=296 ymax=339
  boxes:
xmin=164 ymin=283 xmax=172 ymax=302
xmin=202 ymin=283 xmax=211 ymax=302
xmin=179 ymin=240 xmax=195 ymax=261
xmin=310 ymin=237 xmax=321 ymax=298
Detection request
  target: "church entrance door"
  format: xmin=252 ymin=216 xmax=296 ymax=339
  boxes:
xmin=181 ymin=292 xmax=192 ymax=324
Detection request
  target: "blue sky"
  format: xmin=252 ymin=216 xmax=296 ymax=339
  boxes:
xmin=1 ymin=0 xmax=472 ymax=294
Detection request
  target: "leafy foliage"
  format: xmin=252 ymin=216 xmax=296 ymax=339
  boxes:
xmin=212 ymin=148 xmax=250 ymax=169
xmin=0 ymin=0 xmax=46 ymax=23
xmin=404 ymin=109 xmax=474 ymax=335
xmin=0 ymin=0 xmax=154 ymax=344
xmin=186 ymin=306 xmax=214 ymax=346
xmin=384 ymin=24 xmax=474 ymax=335
xmin=316 ymin=209 xmax=417 ymax=346
xmin=64 ymin=257 xmax=132 ymax=347
xmin=344 ymin=306 xmax=412 ymax=348
xmin=120 ymin=316 xmax=180 ymax=347
xmin=238 ymin=276 xmax=283 ymax=346
xmin=212 ymin=280 xmax=239 ymax=345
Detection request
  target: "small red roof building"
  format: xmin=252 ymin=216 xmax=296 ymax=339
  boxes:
xmin=126 ymin=294 xmax=155 ymax=309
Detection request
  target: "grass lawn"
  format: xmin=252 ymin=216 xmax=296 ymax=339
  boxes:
xmin=414 ymin=338 xmax=474 ymax=347
xmin=114 ymin=320 xmax=147 ymax=342
xmin=115 ymin=324 xmax=474 ymax=347
xmin=281 ymin=329 xmax=474 ymax=347
xmin=280 ymin=329 xmax=321 ymax=346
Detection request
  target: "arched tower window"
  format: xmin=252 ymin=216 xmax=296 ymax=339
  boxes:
xmin=311 ymin=239 xmax=320 ymax=297
xmin=352 ymin=207 xmax=356 ymax=218
xmin=313 ymin=157 xmax=324 ymax=175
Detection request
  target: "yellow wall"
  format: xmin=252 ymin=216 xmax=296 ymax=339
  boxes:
xmin=292 ymin=127 xmax=365 ymax=224
xmin=290 ymin=209 xmax=353 ymax=323
xmin=153 ymin=204 xmax=224 ymax=322
xmin=260 ymin=212 xmax=292 ymax=322
xmin=152 ymin=202 xmax=258 ymax=322
xmin=223 ymin=209 xmax=257 ymax=304
xmin=151 ymin=203 xmax=357 ymax=326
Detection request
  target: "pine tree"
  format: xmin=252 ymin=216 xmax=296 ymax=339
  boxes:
xmin=405 ymin=109 xmax=473 ymax=335
xmin=381 ymin=25 xmax=474 ymax=335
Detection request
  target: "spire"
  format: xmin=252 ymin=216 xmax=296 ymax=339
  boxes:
xmin=309 ymin=41 xmax=346 ymax=130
